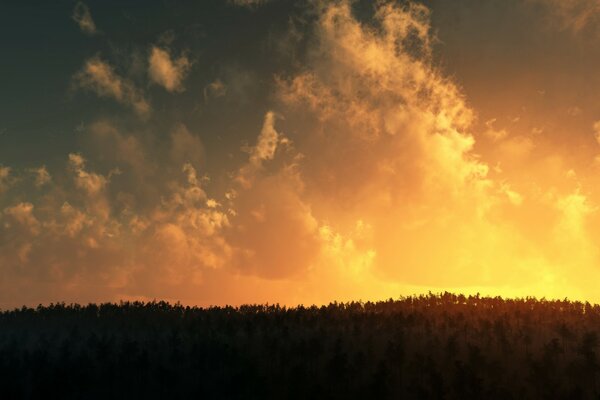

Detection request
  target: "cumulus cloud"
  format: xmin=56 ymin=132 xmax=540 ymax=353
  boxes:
xmin=227 ymin=112 xmax=321 ymax=278
xmin=0 ymin=147 xmax=231 ymax=306
xmin=271 ymin=0 xmax=598 ymax=291
xmin=148 ymin=46 xmax=191 ymax=92
xmin=278 ymin=1 xmax=481 ymax=206
xmin=69 ymin=153 xmax=107 ymax=196
xmin=72 ymin=2 xmax=97 ymax=35
xmin=74 ymin=57 xmax=150 ymax=116
xmin=4 ymin=0 xmax=600 ymax=307
xmin=4 ymin=203 xmax=40 ymax=235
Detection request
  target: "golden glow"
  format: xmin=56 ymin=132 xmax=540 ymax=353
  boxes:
xmin=2 ymin=0 xmax=600 ymax=307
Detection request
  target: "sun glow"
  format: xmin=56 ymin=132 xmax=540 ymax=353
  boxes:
xmin=1 ymin=0 xmax=600 ymax=307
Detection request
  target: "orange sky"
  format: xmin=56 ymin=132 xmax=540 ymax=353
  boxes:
xmin=2 ymin=0 xmax=600 ymax=308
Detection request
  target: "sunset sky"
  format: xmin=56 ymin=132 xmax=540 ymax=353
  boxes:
xmin=2 ymin=0 xmax=600 ymax=308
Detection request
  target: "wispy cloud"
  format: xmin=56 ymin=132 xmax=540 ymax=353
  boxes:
xmin=72 ymin=2 xmax=98 ymax=35
xmin=230 ymin=0 xmax=271 ymax=8
xmin=525 ymin=0 xmax=600 ymax=34
xmin=204 ymin=79 xmax=227 ymax=102
xmin=0 ymin=166 xmax=11 ymax=194
xmin=30 ymin=166 xmax=51 ymax=187
xmin=74 ymin=57 xmax=150 ymax=116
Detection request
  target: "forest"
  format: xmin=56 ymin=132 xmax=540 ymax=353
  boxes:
xmin=1 ymin=293 xmax=599 ymax=399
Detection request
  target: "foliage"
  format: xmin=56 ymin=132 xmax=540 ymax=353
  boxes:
xmin=1 ymin=293 xmax=600 ymax=399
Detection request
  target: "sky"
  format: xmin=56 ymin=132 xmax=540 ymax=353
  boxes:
xmin=2 ymin=0 xmax=600 ymax=308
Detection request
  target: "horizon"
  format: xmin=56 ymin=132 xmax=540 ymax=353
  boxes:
xmin=4 ymin=292 xmax=600 ymax=313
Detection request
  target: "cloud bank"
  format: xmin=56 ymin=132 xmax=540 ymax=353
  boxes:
xmin=3 ymin=0 xmax=600 ymax=307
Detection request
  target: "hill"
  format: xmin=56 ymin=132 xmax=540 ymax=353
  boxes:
xmin=1 ymin=293 xmax=599 ymax=399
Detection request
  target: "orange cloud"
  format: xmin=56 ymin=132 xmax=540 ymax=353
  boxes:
xmin=4 ymin=0 xmax=600 ymax=308
xmin=148 ymin=46 xmax=191 ymax=92
xmin=227 ymin=112 xmax=321 ymax=278
xmin=30 ymin=166 xmax=51 ymax=187
xmin=0 ymin=166 xmax=11 ymax=194
xmin=74 ymin=57 xmax=151 ymax=116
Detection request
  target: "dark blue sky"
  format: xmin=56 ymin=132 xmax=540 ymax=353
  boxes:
xmin=0 ymin=0 xmax=307 ymax=171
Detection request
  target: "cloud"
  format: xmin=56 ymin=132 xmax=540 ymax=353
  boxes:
xmin=272 ymin=0 xmax=571 ymax=290
xmin=72 ymin=2 xmax=97 ymax=35
xmin=230 ymin=0 xmax=271 ymax=7
xmin=30 ymin=166 xmax=51 ymax=187
xmin=170 ymin=124 xmax=205 ymax=168
xmin=204 ymin=79 xmax=227 ymax=102
xmin=74 ymin=57 xmax=150 ymax=116
xmin=2 ymin=203 xmax=40 ymax=264
xmin=227 ymin=112 xmax=321 ymax=279
xmin=252 ymin=112 xmax=279 ymax=162
xmin=235 ymin=111 xmax=292 ymax=189
xmin=278 ymin=1 xmax=480 ymax=204
xmin=0 ymin=166 xmax=11 ymax=194
xmin=0 ymin=147 xmax=231 ymax=306
xmin=593 ymin=120 xmax=600 ymax=145
xmin=483 ymin=118 xmax=509 ymax=142
xmin=5 ymin=0 xmax=600 ymax=307
xmin=69 ymin=153 xmax=107 ymax=196
xmin=148 ymin=46 xmax=191 ymax=92
xmin=525 ymin=0 xmax=600 ymax=34
xmin=4 ymin=203 xmax=40 ymax=235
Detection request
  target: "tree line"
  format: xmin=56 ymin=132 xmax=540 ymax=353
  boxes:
xmin=1 ymin=292 xmax=599 ymax=399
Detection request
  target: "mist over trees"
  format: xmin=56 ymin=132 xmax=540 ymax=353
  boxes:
xmin=1 ymin=293 xmax=599 ymax=399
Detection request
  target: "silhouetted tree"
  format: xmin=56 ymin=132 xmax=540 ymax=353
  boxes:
xmin=1 ymin=294 xmax=600 ymax=399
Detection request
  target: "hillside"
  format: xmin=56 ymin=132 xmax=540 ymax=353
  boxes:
xmin=1 ymin=293 xmax=599 ymax=399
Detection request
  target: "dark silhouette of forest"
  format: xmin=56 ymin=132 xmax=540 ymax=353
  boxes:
xmin=1 ymin=292 xmax=600 ymax=399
